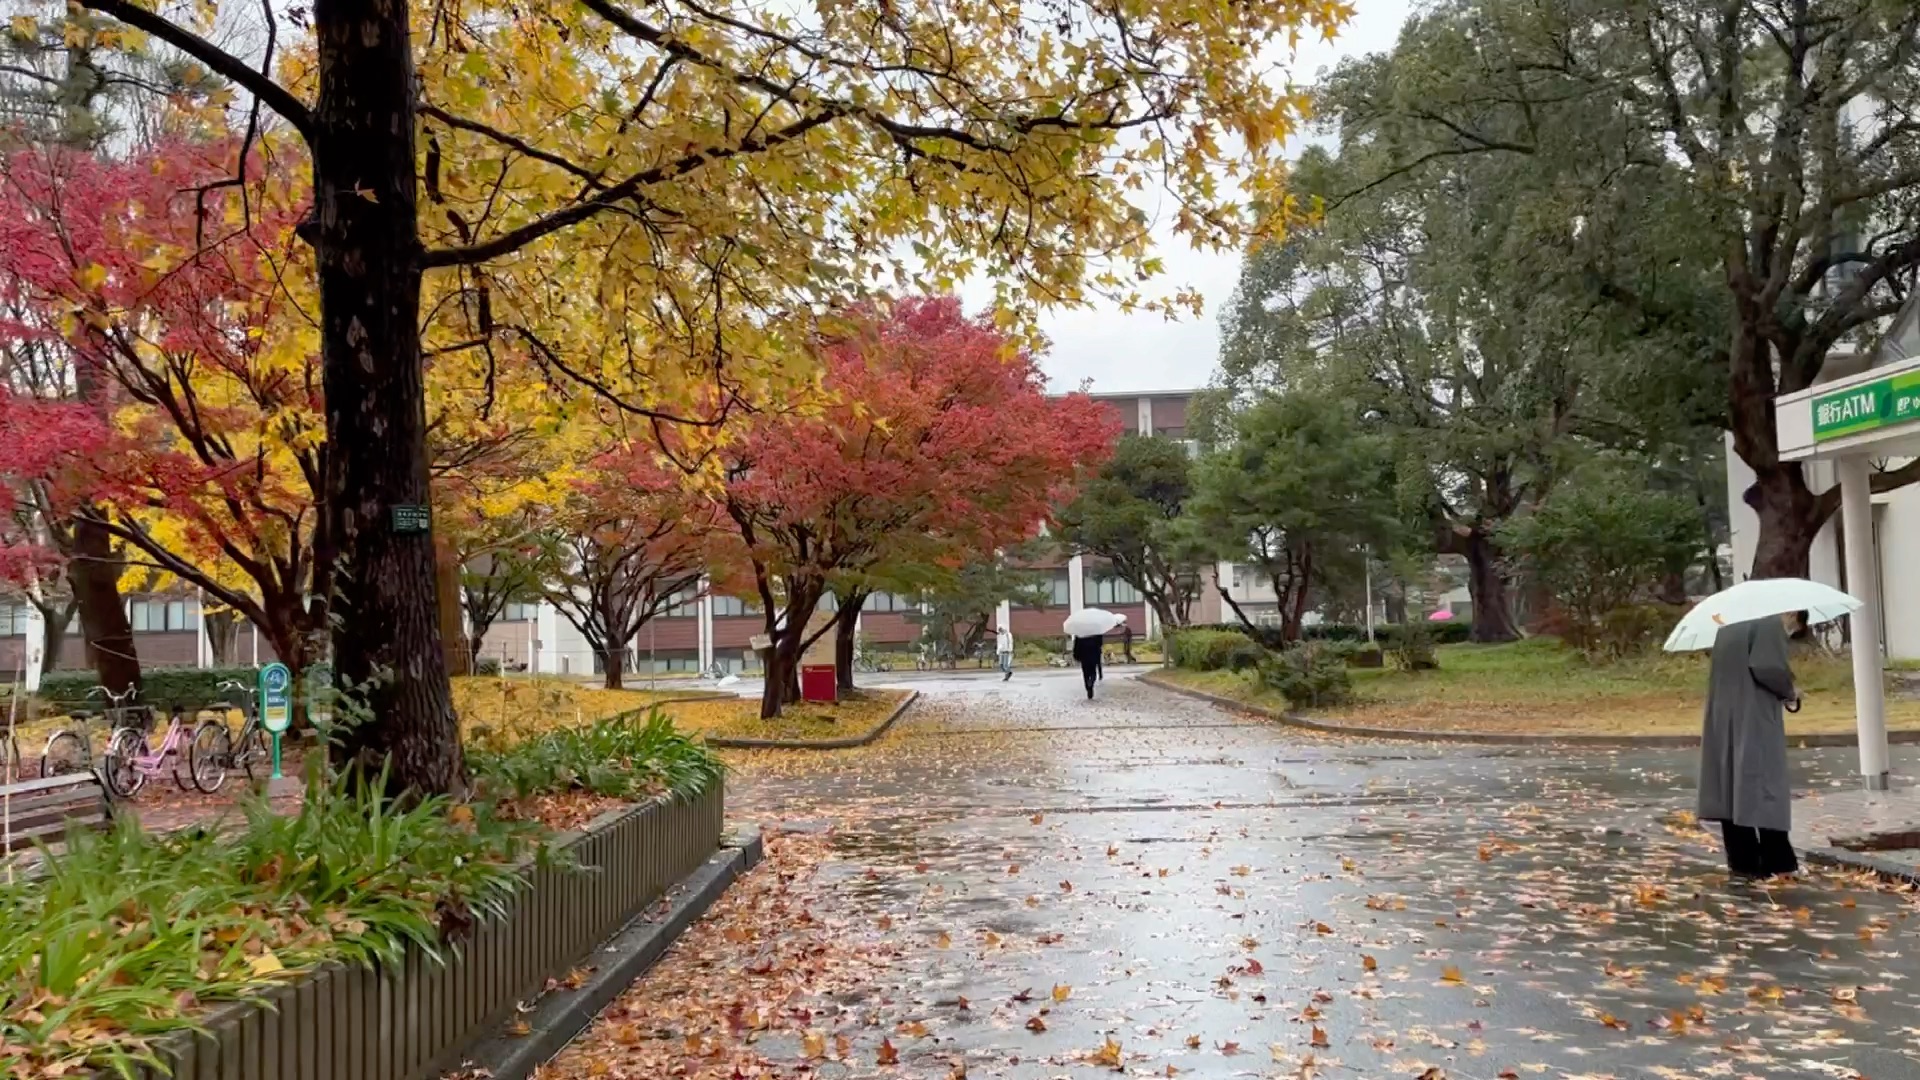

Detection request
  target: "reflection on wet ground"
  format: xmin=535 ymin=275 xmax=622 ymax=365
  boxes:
xmin=556 ymin=668 xmax=1920 ymax=1079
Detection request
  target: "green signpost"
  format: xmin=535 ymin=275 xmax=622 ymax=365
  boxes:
xmin=1813 ymin=370 xmax=1920 ymax=442
xmin=258 ymin=661 xmax=293 ymax=779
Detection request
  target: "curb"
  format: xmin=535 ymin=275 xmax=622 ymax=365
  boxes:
xmin=457 ymin=827 xmax=767 ymax=1080
xmin=702 ymin=690 xmax=920 ymax=750
xmin=1137 ymin=672 xmax=1918 ymax=749
xmin=1800 ymin=844 xmax=1920 ymax=886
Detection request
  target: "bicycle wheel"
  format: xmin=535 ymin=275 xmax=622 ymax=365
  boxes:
xmin=238 ymin=724 xmax=273 ymax=783
xmin=40 ymin=730 xmax=89 ymax=778
xmin=102 ymin=727 xmax=148 ymax=798
xmin=189 ymin=720 xmax=232 ymax=793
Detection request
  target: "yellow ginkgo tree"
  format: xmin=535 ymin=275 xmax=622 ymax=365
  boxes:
xmin=57 ymin=0 xmax=1352 ymax=793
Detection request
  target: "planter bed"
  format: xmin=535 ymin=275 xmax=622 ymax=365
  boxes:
xmin=111 ymin=784 xmax=725 ymax=1080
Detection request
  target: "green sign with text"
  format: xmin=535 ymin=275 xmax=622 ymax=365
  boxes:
xmin=1813 ymin=370 xmax=1920 ymax=442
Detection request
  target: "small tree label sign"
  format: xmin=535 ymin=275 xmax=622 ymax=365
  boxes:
xmin=391 ymin=504 xmax=432 ymax=535
xmin=258 ymin=661 xmax=293 ymax=779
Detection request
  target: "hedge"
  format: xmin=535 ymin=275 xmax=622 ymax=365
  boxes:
xmin=1178 ymin=620 xmax=1475 ymax=648
xmin=39 ymin=665 xmax=266 ymax=712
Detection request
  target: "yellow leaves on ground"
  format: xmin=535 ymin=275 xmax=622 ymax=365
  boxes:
xmin=450 ymin=676 xmax=713 ymax=743
xmin=661 ymin=689 xmax=909 ymax=743
xmin=1051 ymin=983 xmax=1071 ymax=1003
xmin=1439 ymin=966 xmax=1466 ymax=985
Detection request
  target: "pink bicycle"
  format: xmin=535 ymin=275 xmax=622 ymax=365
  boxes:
xmin=101 ymin=705 xmax=215 ymax=797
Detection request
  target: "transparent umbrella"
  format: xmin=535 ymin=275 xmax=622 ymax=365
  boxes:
xmin=1662 ymin=578 xmax=1861 ymax=652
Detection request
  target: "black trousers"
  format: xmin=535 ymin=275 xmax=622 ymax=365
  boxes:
xmin=1720 ymin=821 xmax=1798 ymax=878
xmin=1081 ymin=660 xmax=1098 ymax=698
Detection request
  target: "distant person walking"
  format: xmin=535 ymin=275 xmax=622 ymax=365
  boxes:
xmin=1698 ymin=614 xmax=1801 ymax=879
xmin=1121 ymin=624 xmax=1135 ymax=664
xmin=996 ymin=624 xmax=1014 ymax=681
xmin=1071 ymin=634 xmax=1103 ymax=699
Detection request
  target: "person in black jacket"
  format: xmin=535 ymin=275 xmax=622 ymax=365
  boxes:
xmin=1071 ymin=634 xmax=1104 ymax=699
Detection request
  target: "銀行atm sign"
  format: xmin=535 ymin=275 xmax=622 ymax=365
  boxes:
xmin=1813 ymin=370 xmax=1920 ymax=442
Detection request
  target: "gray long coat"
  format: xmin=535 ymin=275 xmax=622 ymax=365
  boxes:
xmin=1697 ymin=618 xmax=1797 ymax=833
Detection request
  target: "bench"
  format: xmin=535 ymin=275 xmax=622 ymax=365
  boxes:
xmin=0 ymin=772 xmax=114 ymax=853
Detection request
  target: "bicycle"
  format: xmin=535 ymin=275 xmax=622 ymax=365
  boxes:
xmin=188 ymin=680 xmax=271 ymax=793
xmin=40 ymin=684 xmax=154 ymax=779
xmin=853 ymin=653 xmax=893 ymax=674
xmin=101 ymin=703 xmax=209 ymax=797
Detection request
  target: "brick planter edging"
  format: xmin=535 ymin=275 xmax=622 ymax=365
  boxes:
xmin=703 ymin=690 xmax=920 ymax=750
xmin=116 ymin=785 xmax=728 ymax=1080
xmin=1137 ymin=672 xmax=1920 ymax=749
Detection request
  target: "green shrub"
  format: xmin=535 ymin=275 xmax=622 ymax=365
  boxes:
xmin=468 ymin=707 xmax=725 ymax=804
xmin=0 ymin=778 xmax=531 ymax=1078
xmin=1169 ymin=629 xmax=1253 ymax=670
xmin=1391 ymin=622 xmax=1439 ymax=671
xmin=38 ymin=665 xmax=264 ymax=713
xmin=1258 ymin=643 xmax=1353 ymax=709
xmin=1594 ymin=604 xmax=1685 ymax=659
xmin=1223 ymin=639 xmax=1268 ymax=672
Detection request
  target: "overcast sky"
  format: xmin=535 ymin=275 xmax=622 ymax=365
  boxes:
xmin=987 ymin=0 xmax=1416 ymax=396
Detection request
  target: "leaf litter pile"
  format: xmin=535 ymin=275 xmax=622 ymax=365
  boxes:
xmin=536 ymin=682 xmax=1920 ymax=1079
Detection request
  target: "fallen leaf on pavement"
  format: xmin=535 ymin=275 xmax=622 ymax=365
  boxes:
xmin=876 ymin=1037 xmax=900 ymax=1066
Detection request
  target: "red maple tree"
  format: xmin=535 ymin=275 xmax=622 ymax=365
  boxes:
xmin=0 ymin=138 xmax=338 ymax=687
xmin=718 ymin=295 xmax=1118 ymax=718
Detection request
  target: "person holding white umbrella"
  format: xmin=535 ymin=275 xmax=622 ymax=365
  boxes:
xmin=1064 ymin=608 xmax=1124 ymax=700
xmin=1672 ymin=578 xmax=1862 ymax=879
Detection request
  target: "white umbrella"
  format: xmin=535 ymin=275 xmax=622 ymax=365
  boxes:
xmin=1662 ymin=577 xmax=1862 ymax=652
xmin=1063 ymin=608 xmax=1126 ymax=637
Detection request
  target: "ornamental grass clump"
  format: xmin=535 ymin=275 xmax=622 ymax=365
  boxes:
xmin=0 ymin=777 xmax=530 ymax=1078
xmin=467 ymin=707 xmax=725 ymax=804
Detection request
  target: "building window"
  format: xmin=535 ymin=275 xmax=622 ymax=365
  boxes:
xmin=1083 ymin=573 xmax=1141 ymax=606
xmin=1026 ymin=570 xmax=1071 ymax=608
xmin=635 ymin=649 xmax=701 ymax=674
xmin=862 ymin=591 xmax=913 ymax=613
xmin=500 ymin=600 xmax=540 ymax=622
xmin=711 ymin=595 xmax=761 ymax=618
xmin=661 ymin=588 xmax=700 ymax=618
xmin=130 ymin=598 xmax=194 ymax=632
xmin=0 ymin=603 xmax=29 ymax=636
xmin=713 ymin=648 xmax=763 ymax=673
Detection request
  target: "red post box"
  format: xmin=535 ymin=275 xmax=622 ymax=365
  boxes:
xmin=800 ymin=664 xmax=838 ymax=703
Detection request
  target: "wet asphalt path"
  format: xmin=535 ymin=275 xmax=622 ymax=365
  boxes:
xmin=603 ymin=670 xmax=1920 ymax=1079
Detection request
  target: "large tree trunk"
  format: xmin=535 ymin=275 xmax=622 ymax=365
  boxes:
xmin=1746 ymin=463 xmax=1819 ymax=580
xmin=313 ymin=0 xmax=462 ymax=794
xmin=599 ymin=646 xmax=625 ymax=690
xmin=1462 ymin=531 xmax=1520 ymax=643
xmin=835 ymin=611 xmax=857 ymax=692
xmin=204 ymin=607 xmax=239 ymax=665
xmin=759 ymin=635 xmax=803 ymax=719
xmin=31 ymin=597 xmax=74 ymax=676
xmin=69 ymin=514 xmax=140 ymax=696
xmin=436 ymin=534 xmax=470 ymax=677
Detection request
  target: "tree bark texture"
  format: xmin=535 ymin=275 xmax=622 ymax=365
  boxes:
xmin=1463 ymin=531 xmax=1520 ymax=643
xmin=69 ymin=513 xmax=140 ymax=696
xmin=436 ymin=534 xmax=471 ymax=676
xmin=204 ymin=608 xmax=239 ymax=665
xmin=599 ymin=646 xmax=625 ymax=690
xmin=312 ymin=0 xmax=463 ymax=794
xmin=835 ymin=609 xmax=858 ymax=691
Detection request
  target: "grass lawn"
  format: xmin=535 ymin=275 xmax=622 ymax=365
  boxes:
xmin=1157 ymin=638 xmax=1920 ymax=737
xmin=451 ymin=675 xmax=725 ymax=742
xmin=661 ymin=688 xmax=910 ymax=743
